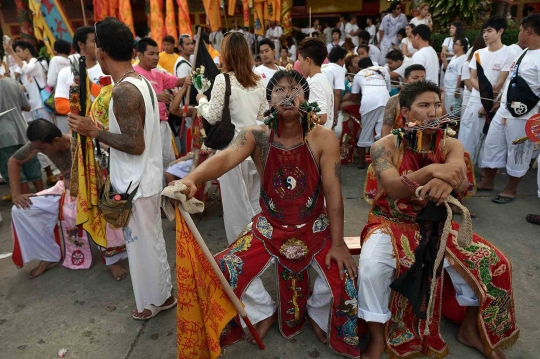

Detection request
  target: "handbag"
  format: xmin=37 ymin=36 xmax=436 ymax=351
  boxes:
xmin=202 ymin=73 xmax=235 ymax=150
xmin=34 ymin=58 xmax=54 ymax=113
xmin=506 ymin=49 xmax=540 ymax=118
xmin=97 ymin=76 xmax=155 ymax=227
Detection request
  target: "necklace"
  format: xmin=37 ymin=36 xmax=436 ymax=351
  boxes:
xmin=118 ymin=69 xmax=137 ymax=83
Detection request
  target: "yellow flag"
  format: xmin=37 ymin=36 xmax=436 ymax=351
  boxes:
xmin=228 ymin=0 xmax=236 ymax=16
xmin=274 ymin=0 xmax=281 ymax=24
xmin=264 ymin=0 xmax=275 ymax=21
xmin=176 ymin=0 xmax=193 ymax=37
xmin=150 ymin=0 xmax=165 ymax=49
xmin=202 ymin=0 xmax=222 ymax=33
xmin=254 ymin=0 xmax=265 ymax=36
xmin=175 ymin=207 xmax=237 ymax=359
xmin=119 ymin=0 xmax=136 ymax=36
xmin=165 ymin=0 xmax=178 ymax=40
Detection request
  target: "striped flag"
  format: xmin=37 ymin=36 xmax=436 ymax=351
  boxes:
xmin=165 ymin=0 xmax=178 ymax=40
xmin=176 ymin=0 xmax=193 ymax=37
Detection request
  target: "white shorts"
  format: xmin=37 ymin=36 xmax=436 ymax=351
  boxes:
xmin=458 ymin=101 xmax=485 ymax=163
xmin=482 ymin=111 xmax=534 ymax=177
xmin=357 ymin=107 xmax=385 ymax=147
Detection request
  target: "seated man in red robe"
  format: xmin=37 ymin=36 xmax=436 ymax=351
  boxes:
xmin=178 ymin=70 xmax=360 ymax=358
xmin=358 ymin=80 xmax=518 ymax=359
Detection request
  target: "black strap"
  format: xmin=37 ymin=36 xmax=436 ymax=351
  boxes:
xmin=511 ymin=49 xmax=528 ymax=79
xmin=222 ymin=73 xmax=232 ymax=125
xmin=174 ymin=59 xmax=192 ymax=76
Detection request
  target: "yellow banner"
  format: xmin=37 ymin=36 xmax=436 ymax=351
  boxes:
xmin=150 ymin=0 xmax=165 ymax=49
xmin=254 ymin=0 xmax=265 ymax=36
xmin=264 ymin=0 xmax=275 ymax=22
xmin=202 ymin=0 xmax=222 ymax=33
xmin=274 ymin=0 xmax=281 ymax=24
xmin=177 ymin=0 xmax=193 ymax=37
xmin=175 ymin=207 xmax=237 ymax=359
xmin=228 ymin=0 xmax=236 ymax=16
xmin=305 ymin=0 xmax=362 ymax=13
xmin=119 ymin=0 xmax=135 ymax=36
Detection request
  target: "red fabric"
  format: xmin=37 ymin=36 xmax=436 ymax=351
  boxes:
xmin=340 ymin=106 xmax=361 ymax=165
xmin=361 ymin=141 xmax=519 ymax=358
xmin=11 ymin=222 xmax=23 ymax=267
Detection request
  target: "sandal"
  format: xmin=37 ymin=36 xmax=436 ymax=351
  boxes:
xmin=491 ymin=195 xmax=515 ymax=204
xmin=132 ymin=297 xmax=177 ymax=320
xmin=526 ymin=214 xmax=540 ymax=225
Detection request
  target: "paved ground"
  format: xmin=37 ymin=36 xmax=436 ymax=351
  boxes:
xmin=0 ymin=164 xmax=538 ymax=359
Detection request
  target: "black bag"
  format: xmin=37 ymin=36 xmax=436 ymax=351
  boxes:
xmin=202 ymin=73 xmax=235 ymax=150
xmin=506 ymin=49 xmax=540 ymax=118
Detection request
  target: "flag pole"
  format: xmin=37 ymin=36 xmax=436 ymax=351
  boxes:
xmin=180 ymin=27 xmax=201 ymax=153
xmin=177 ymin=205 xmax=266 ymax=350
xmin=80 ymin=0 xmax=88 ymax=26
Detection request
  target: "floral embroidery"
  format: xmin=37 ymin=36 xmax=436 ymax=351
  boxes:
xmin=335 ymin=272 xmax=359 ymax=347
xmin=312 ymin=214 xmax=329 ymax=233
xmin=256 ymin=216 xmax=273 ymax=239
xmin=279 ymin=238 xmax=309 ymax=260
xmin=123 ymin=226 xmax=138 ymax=244
xmin=299 ymin=182 xmax=321 ymax=219
xmin=261 ymin=189 xmax=283 ymax=219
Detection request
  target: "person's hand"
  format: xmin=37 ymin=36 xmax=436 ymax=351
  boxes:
xmin=67 ymin=113 xmax=100 ymax=138
xmin=478 ymin=106 xmax=487 ymax=117
xmin=196 ymin=93 xmax=207 ymax=103
xmin=418 ymin=178 xmax=453 ymax=205
xmin=325 ymin=243 xmax=358 ymax=280
xmin=12 ymin=193 xmax=35 ymax=209
xmin=157 ymin=91 xmax=173 ymax=105
xmin=73 ymin=76 xmax=80 ymax=85
xmin=169 ymin=178 xmax=198 ymax=199
xmin=430 ymin=163 xmax=464 ymax=189
xmin=182 ymin=76 xmax=192 ymax=89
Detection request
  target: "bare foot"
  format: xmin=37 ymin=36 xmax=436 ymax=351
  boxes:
xmin=361 ymin=335 xmax=385 ymax=359
xmin=108 ymin=263 xmax=127 ymax=281
xmin=29 ymin=261 xmax=56 ymax=279
xmin=245 ymin=313 xmax=277 ymax=344
xmin=132 ymin=295 xmax=176 ymax=319
xmin=476 ymin=179 xmax=494 ymax=191
xmin=307 ymin=315 xmax=327 ymax=344
xmin=456 ymin=327 xmax=507 ymax=359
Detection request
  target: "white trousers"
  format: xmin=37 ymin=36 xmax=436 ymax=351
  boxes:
xmin=357 ymin=107 xmax=385 ymax=148
xmin=240 ymin=257 xmax=331 ymax=332
xmin=11 ymin=195 xmax=127 ymax=265
xmin=537 ymin=153 xmax=540 ymax=198
xmin=123 ymin=194 xmax=172 ymax=312
xmin=482 ymin=111 xmax=534 ymax=177
xmin=160 ymin=121 xmax=176 ymax=174
xmin=31 ymin=108 xmax=53 ymax=121
xmin=219 ymin=158 xmax=261 ymax=244
xmin=54 ymin=115 xmax=70 ymax=134
xmin=458 ymin=101 xmax=485 ymax=165
xmin=357 ymin=229 xmax=479 ymax=323
xmin=444 ymin=92 xmax=455 ymax=114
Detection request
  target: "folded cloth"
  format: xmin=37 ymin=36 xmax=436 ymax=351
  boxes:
xmin=161 ymin=181 xmax=205 ymax=221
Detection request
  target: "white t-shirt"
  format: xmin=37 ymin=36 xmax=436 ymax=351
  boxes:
xmin=321 ymin=62 xmax=346 ymax=91
xmin=444 ymin=53 xmax=467 ymax=90
xmin=507 ymin=44 xmax=524 ymax=59
xmin=499 ymin=49 xmax=540 ymax=119
xmin=366 ymin=25 xmax=377 ymax=44
xmin=401 ymin=37 xmax=417 ymax=57
xmin=344 ymin=23 xmax=360 ymax=46
xmin=351 ymin=66 xmax=391 ymax=114
xmin=47 ymin=56 xmax=71 ymax=88
xmin=469 ymin=46 xmax=515 ymax=104
xmin=410 ymin=17 xmax=431 ymax=27
xmin=385 ymin=58 xmax=410 ymax=81
xmin=323 ymin=27 xmax=333 ymax=44
xmin=339 ymin=22 xmax=346 ymax=41
xmin=174 ymin=55 xmax=192 ymax=78
xmin=369 ymin=44 xmax=384 ymax=65
xmin=255 ymin=64 xmax=284 ymax=88
xmin=17 ymin=57 xmax=48 ymax=112
xmin=412 ymin=46 xmax=439 ymax=84
xmin=380 ymin=13 xmax=408 ymax=48
xmin=289 ymin=44 xmax=297 ymax=62
xmin=327 ymin=41 xmax=344 ymax=54
xmin=55 ymin=63 xmax=105 ymax=101
xmin=307 ymin=73 xmax=334 ymax=128
xmin=442 ymin=37 xmax=456 ymax=57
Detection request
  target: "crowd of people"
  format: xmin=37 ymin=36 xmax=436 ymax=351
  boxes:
xmin=0 ymin=2 xmax=539 ymax=358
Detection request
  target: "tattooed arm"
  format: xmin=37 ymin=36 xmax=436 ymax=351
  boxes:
xmin=8 ymin=143 xmax=41 ymax=208
xmin=381 ymin=95 xmax=399 ymax=137
xmin=178 ymin=128 xmax=258 ymax=196
xmin=371 ymin=136 xmax=439 ymax=199
xmin=67 ymin=82 xmax=146 ymax=155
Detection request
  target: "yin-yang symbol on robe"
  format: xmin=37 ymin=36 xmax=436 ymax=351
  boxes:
xmin=286 ymin=176 xmax=297 ymax=190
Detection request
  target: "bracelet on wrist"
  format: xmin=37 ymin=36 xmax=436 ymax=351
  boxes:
xmin=400 ymin=175 xmax=420 ymax=194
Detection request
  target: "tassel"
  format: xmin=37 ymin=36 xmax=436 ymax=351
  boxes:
xmin=416 ymin=130 xmax=423 ymax=151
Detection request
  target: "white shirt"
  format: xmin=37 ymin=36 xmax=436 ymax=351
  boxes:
xmin=326 ymin=41 xmax=344 ymax=54
xmin=366 ymin=25 xmax=377 ymax=44
xmin=46 ymin=56 xmax=71 ymax=88
xmin=444 ymin=53 xmax=467 ymax=91
xmin=307 ymin=73 xmax=334 ymax=128
xmin=351 ymin=66 xmax=391 ymax=114
xmin=401 ymin=37 xmax=417 ymax=58
xmin=17 ymin=57 xmax=48 ymax=112
xmin=380 ymin=14 xmax=408 ymax=48
xmin=469 ymin=46 xmax=515 ymax=104
xmin=209 ymin=30 xmax=223 ymax=53
xmin=507 ymin=44 xmax=524 ymax=59
xmin=321 ymin=62 xmax=346 ymax=91
xmin=174 ymin=55 xmax=192 ymax=78
xmin=499 ymin=48 xmax=540 ymax=119
xmin=344 ymin=23 xmax=360 ymax=46
xmin=301 ymin=27 xmax=319 ymax=35
xmin=109 ymin=76 xmax=163 ymax=200
xmin=385 ymin=58 xmax=411 ymax=81
xmin=323 ymin=27 xmax=333 ymax=44
xmin=339 ymin=22 xmax=346 ymax=41
xmin=266 ymin=27 xmax=283 ymax=41
xmin=55 ymin=63 xmax=105 ymax=102
xmin=369 ymin=44 xmax=384 ymax=65
xmin=410 ymin=17 xmax=431 ymax=27
xmin=289 ymin=44 xmax=297 ymax=62
xmin=255 ymin=64 xmax=284 ymax=88
xmin=412 ymin=46 xmax=440 ymax=84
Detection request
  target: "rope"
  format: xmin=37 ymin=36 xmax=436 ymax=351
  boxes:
xmin=414 ymin=187 xmax=473 ymax=337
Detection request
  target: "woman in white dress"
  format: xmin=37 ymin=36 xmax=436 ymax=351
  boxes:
xmin=440 ymin=21 xmax=465 ymax=85
xmin=401 ymin=23 xmax=418 ymax=60
xmin=196 ymin=32 xmax=268 ymax=244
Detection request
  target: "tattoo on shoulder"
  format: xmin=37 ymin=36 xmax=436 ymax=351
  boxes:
xmin=383 ymin=96 xmax=398 ymax=127
xmin=334 ymin=162 xmax=341 ymax=183
xmin=13 ymin=143 xmax=35 ymax=161
xmin=371 ymin=144 xmax=395 ymax=180
xmin=251 ymin=130 xmax=270 ymax=164
xmin=228 ymin=129 xmax=248 ymax=152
